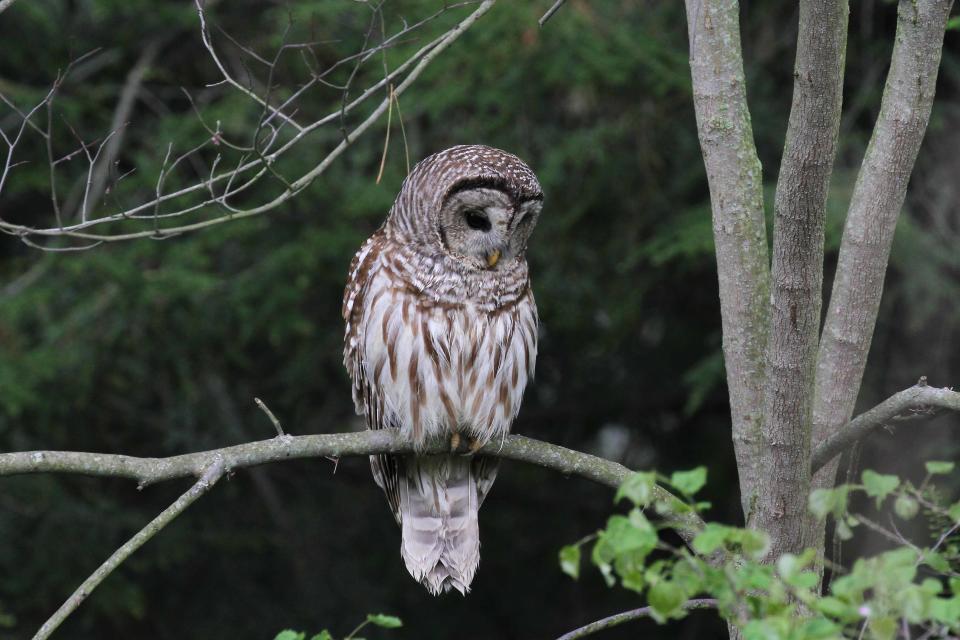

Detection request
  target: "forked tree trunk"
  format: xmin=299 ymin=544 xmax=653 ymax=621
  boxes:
xmin=682 ymin=0 xmax=955 ymax=625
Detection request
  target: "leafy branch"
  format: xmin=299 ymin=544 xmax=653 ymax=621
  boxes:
xmin=560 ymin=463 xmax=960 ymax=639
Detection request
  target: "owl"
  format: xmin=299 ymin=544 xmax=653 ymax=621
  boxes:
xmin=342 ymin=145 xmax=543 ymax=595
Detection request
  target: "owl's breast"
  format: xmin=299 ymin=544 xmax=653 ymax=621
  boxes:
xmin=356 ymin=263 xmax=538 ymax=447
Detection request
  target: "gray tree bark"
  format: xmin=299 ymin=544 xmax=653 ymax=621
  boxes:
xmin=753 ymin=0 xmax=849 ymax=559
xmin=806 ymin=0 xmax=955 ymax=550
xmin=683 ymin=0 xmax=771 ymax=517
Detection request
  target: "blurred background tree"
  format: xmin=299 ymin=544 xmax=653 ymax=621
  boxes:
xmin=0 ymin=0 xmax=957 ymax=638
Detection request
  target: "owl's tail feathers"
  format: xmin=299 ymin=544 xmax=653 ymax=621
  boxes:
xmin=399 ymin=455 xmax=481 ymax=596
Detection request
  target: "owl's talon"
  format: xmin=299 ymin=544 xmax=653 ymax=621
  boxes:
xmin=452 ymin=436 xmax=484 ymax=456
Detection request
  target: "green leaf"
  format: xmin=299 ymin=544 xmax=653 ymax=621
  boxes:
xmin=778 ymin=551 xmax=818 ymax=589
xmin=366 ymin=614 xmax=402 ymax=629
xmin=692 ymin=523 xmax=730 ymax=555
xmin=669 ymin=467 xmax=707 ymax=496
xmin=816 ymin=596 xmax=855 ymax=621
xmin=809 ymin=486 xmax=848 ymax=519
xmin=591 ymin=538 xmax=616 ymax=587
xmin=926 ymin=552 xmax=950 ymax=573
xmin=900 ymin=586 xmax=928 ymax=623
xmin=275 ymin=632 xmax=305 ymax=640
xmin=309 ymin=632 xmax=334 ymax=640
xmin=616 ymin=471 xmax=657 ymax=506
xmin=948 ymin=501 xmax=960 ymax=523
xmin=894 ymin=494 xmax=919 ymax=520
xmin=862 ymin=470 xmax=899 ymax=506
xmin=930 ymin=596 xmax=960 ymax=625
xmin=947 ymin=16 xmax=960 ymax=31
xmin=926 ymin=461 xmax=955 ymax=475
xmin=800 ymin=618 xmax=841 ymax=639
xmin=742 ymin=619 xmax=788 ymax=640
xmin=559 ymin=545 xmax=581 ymax=579
xmin=869 ymin=615 xmax=897 ymax=640
xmin=776 ymin=555 xmax=799 ymax=580
xmin=602 ymin=512 xmax=657 ymax=556
xmin=648 ymin=581 xmax=685 ymax=622
xmin=835 ymin=518 xmax=854 ymax=541
xmin=920 ymin=578 xmax=943 ymax=595
xmin=671 ymin=559 xmax=706 ymax=594
xmin=732 ymin=529 xmax=770 ymax=561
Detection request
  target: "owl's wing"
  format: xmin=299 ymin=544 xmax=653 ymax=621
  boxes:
xmin=342 ymin=231 xmax=380 ymax=416
xmin=342 ymin=231 xmax=403 ymax=522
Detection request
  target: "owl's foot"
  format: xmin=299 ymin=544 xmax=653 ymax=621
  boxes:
xmin=450 ymin=433 xmax=484 ymax=456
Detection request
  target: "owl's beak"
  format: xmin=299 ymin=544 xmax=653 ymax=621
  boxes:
xmin=485 ymin=249 xmax=501 ymax=268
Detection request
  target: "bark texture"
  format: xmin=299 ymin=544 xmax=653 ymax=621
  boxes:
xmin=753 ymin=0 xmax=849 ymax=557
xmin=807 ymin=0 xmax=955 ymax=549
xmin=683 ymin=0 xmax=771 ymax=515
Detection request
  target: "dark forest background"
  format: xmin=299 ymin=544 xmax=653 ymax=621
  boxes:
xmin=0 ymin=1 xmax=958 ymax=638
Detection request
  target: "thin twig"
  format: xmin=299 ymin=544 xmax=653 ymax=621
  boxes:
xmin=254 ymin=397 xmax=284 ymax=436
xmin=539 ymin=0 xmax=568 ymax=27
xmin=555 ymin=599 xmax=718 ymax=640
xmin=375 ymin=84 xmax=394 ymax=184
xmin=195 ymin=0 xmax=304 ymax=132
xmin=0 ymin=2 xmax=491 ymax=245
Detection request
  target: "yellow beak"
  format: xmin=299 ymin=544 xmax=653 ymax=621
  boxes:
xmin=486 ymin=250 xmax=501 ymax=268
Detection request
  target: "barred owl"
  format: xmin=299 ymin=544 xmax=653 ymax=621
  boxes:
xmin=342 ymin=145 xmax=543 ymax=595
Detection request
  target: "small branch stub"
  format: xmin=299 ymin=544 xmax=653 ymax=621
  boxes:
xmin=254 ymin=397 xmax=284 ymax=436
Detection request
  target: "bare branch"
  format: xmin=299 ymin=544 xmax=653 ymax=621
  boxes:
xmin=0 ymin=0 xmax=20 ymax=15
xmin=538 ymin=0 xmax=568 ymax=27
xmin=85 ymin=39 xmax=163 ymax=215
xmin=254 ymin=397 xmax=284 ymax=436
xmin=555 ymin=599 xmax=718 ymax=640
xmin=0 ymin=1 xmax=495 ymax=246
xmin=683 ymin=0 xmax=770 ymax=515
xmin=754 ymin=0 xmax=849 ymax=556
xmin=0 ymin=432 xmax=708 ymax=541
xmin=811 ymin=0 xmax=955 ymax=521
xmin=32 ymin=458 xmax=227 ymax=640
xmin=194 ymin=0 xmax=304 ymax=132
xmin=811 ymin=382 xmax=960 ymax=473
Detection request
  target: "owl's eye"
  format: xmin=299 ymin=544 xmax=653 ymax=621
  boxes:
xmin=464 ymin=209 xmax=491 ymax=232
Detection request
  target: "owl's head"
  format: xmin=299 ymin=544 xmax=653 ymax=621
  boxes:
xmin=386 ymin=145 xmax=543 ymax=271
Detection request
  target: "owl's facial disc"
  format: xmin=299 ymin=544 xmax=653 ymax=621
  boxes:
xmin=438 ymin=187 xmax=541 ymax=271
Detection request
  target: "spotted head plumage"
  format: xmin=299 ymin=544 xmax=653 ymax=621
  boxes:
xmin=385 ymin=145 xmax=543 ymax=261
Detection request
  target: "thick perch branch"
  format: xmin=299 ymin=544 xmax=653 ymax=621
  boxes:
xmin=8 ymin=432 xmax=711 ymax=638
xmin=0 ymin=432 xmax=706 ymax=536
xmin=811 ymin=383 xmax=960 ymax=473
xmin=32 ymin=459 xmax=227 ymax=640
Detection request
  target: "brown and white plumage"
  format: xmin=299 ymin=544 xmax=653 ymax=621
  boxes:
xmin=342 ymin=145 xmax=543 ymax=595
